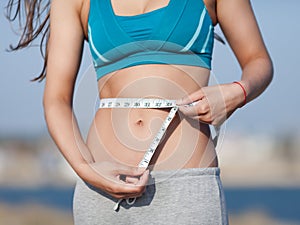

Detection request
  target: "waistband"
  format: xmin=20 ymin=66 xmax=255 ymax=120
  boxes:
xmin=150 ymin=167 xmax=220 ymax=181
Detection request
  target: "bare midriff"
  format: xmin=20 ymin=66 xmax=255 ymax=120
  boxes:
xmin=86 ymin=64 xmax=218 ymax=171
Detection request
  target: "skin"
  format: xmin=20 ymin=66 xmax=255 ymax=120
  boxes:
xmin=43 ymin=0 xmax=273 ymax=199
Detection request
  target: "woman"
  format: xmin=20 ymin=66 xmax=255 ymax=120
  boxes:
xmin=7 ymin=0 xmax=273 ymax=224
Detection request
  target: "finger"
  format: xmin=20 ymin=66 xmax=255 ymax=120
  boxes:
xmin=116 ymin=164 xmax=146 ymax=177
xmin=176 ymin=89 xmax=205 ymax=105
xmin=125 ymin=176 xmax=139 ymax=184
xmin=180 ymin=97 xmax=211 ymax=116
xmin=190 ymin=115 xmax=212 ymax=125
xmin=178 ymin=104 xmax=198 ymax=117
xmin=136 ymin=169 xmax=149 ymax=187
xmin=113 ymin=170 xmax=149 ymax=190
xmin=112 ymin=190 xmax=145 ymax=199
xmin=178 ymin=104 xmax=206 ymax=118
xmin=111 ymin=182 xmax=146 ymax=199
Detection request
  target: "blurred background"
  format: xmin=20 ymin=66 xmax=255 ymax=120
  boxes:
xmin=1 ymin=0 xmax=300 ymax=224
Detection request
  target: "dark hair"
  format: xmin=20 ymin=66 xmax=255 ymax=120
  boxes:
xmin=5 ymin=0 xmax=50 ymax=82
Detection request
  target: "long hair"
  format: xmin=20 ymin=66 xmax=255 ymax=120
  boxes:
xmin=5 ymin=0 xmax=50 ymax=82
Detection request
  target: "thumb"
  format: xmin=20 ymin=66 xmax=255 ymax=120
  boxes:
xmin=176 ymin=89 xmax=205 ymax=106
xmin=116 ymin=165 xmax=146 ymax=177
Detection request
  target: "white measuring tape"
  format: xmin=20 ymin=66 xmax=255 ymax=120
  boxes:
xmin=98 ymin=98 xmax=219 ymax=211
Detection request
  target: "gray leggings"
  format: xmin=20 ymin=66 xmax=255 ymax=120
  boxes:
xmin=73 ymin=167 xmax=228 ymax=225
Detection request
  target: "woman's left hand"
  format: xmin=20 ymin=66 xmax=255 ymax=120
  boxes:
xmin=176 ymin=83 xmax=245 ymax=126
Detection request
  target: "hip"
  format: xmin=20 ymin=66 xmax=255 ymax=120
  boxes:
xmin=73 ymin=167 xmax=228 ymax=225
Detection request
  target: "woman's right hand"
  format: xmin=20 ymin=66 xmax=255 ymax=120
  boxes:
xmin=77 ymin=161 xmax=149 ymax=199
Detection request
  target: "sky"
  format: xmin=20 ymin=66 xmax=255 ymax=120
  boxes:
xmin=0 ymin=0 xmax=299 ymax=138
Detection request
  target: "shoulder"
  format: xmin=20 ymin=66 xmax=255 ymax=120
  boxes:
xmin=50 ymin=0 xmax=84 ymax=16
xmin=50 ymin=0 xmax=89 ymax=35
xmin=216 ymin=0 xmax=253 ymax=19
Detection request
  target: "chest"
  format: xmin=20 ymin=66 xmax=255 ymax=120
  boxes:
xmin=81 ymin=0 xmax=216 ymax=39
xmin=85 ymin=0 xmax=215 ymax=80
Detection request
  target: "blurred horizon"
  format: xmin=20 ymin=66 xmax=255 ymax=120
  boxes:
xmin=1 ymin=0 xmax=300 ymax=224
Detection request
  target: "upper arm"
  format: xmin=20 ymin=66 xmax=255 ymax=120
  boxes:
xmin=44 ymin=0 xmax=85 ymax=105
xmin=216 ymin=0 xmax=271 ymax=68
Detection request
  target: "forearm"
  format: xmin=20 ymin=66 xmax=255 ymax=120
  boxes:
xmin=43 ymin=98 xmax=95 ymax=174
xmin=237 ymin=56 xmax=273 ymax=106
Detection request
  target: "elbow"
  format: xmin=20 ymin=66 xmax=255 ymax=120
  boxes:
xmin=265 ymin=54 xmax=274 ymax=87
xmin=251 ymin=53 xmax=274 ymax=87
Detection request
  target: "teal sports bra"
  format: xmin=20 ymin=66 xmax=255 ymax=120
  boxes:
xmin=88 ymin=0 xmax=214 ymax=81
xmin=115 ymin=7 xmax=166 ymax=41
